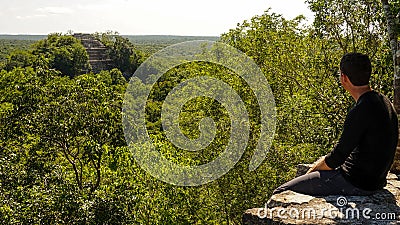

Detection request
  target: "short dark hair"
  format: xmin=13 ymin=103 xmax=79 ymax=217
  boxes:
xmin=340 ymin=53 xmax=371 ymax=86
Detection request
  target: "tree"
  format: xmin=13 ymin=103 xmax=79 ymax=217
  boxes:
xmin=2 ymin=6 xmax=399 ymax=224
xmin=221 ymin=11 xmax=350 ymax=149
xmin=35 ymin=71 xmax=126 ymax=193
xmin=381 ymin=0 xmax=400 ymax=173
xmin=381 ymin=0 xmax=400 ymax=110
xmin=307 ymin=0 xmax=386 ymax=54
xmin=32 ymin=33 xmax=90 ymax=77
xmin=0 ymin=63 xmax=130 ymax=223
xmin=306 ymin=0 xmax=394 ymax=98
xmin=3 ymin=50 xmax=37 ymax=71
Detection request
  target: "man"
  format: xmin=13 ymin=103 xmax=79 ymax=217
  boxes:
xmin=273 ymin=53 xmax=399 ymax=196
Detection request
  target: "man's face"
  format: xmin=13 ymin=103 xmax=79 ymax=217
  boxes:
xmin=338 ymin=70 xmax=344 ymax=86
xmin=338 ymin=69 xmax=351 ymax=92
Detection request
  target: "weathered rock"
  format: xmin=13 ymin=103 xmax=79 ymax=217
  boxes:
xmin=295 ymin=164 xmax=313 ymax=177
xmin=390 ymin=126 xmax=400 ymax=174
xmin=73 ymin=33 xmax=112 ymax=74
xmin=243 ymin=165 xmax=400 ymax=225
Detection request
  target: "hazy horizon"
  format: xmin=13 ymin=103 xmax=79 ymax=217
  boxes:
xmin=1 ymin=0 xmax=313 ymax=36
xmin=0 ymin=33 xmax=220 ymax=37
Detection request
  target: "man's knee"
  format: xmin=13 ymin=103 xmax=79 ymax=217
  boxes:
xmin=271 ymin=172 xmax=323 ymax=195
xmin=272 ymin=185 xmax=286 ymax=195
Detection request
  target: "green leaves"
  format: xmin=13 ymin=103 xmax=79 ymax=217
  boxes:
xmin=0 ymin=3 xmax=397 ymax=223
xmin=31 ymin=33 xmax=91 ymax=77
xmin=306 ymin=0 xmax=387 ymax=55
xmin=0 ymin=66 xmax=130 ymax=223
xmin=34 ymin=72 xmax=126 ymax=193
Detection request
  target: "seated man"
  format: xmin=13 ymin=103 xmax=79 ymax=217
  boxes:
xmin=273 ymin=53 xmax=399 ymax=196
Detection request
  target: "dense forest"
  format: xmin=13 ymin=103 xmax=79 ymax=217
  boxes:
xmin=0 ymin=34 xmax=219 ymax=59
xmin=1 ymin=0 xmax=399 ymax=224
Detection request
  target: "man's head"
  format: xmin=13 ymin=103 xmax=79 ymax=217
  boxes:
xmin=339 ymin=52 xmax=372 ymax=86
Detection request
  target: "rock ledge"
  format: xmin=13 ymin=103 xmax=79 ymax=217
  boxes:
xmin=243 ymin=165 xmax=400 ymax=225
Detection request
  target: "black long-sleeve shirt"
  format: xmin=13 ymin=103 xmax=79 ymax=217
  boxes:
xmin=325 ymin=91 xmax=398 ymax=191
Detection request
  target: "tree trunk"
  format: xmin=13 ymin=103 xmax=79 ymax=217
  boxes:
xmin=381 ymin=0 xmax=400 ymax=174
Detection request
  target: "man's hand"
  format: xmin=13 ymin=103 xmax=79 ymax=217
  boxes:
xmin=306 ymin=156 xmax=334 ymax=174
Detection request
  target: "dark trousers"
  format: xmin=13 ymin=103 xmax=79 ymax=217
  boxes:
xmin=273 ymin=170 xmax=376 ymax=196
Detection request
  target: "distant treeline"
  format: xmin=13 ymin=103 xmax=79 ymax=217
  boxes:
xmin=0 ymin=34 xmax=219 ymax=45
xmin=0 ymin=34 xmax=219 ymax=58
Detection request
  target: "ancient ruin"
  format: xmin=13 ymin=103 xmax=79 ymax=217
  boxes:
xmin=73 ymin=33 xmax=112 ymax=73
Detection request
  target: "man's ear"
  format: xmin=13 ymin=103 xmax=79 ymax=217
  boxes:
xmin=341 ymin=74 xmax=351 ymax=84
xmin=342 ymin=74 xmax=357 ymax=90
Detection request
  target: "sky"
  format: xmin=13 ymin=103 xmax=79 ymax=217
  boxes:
xmin=0 ymin=0 xmax=314 ymax=36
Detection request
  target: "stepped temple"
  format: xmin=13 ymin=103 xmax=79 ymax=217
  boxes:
xmin=73 ymin=33 xmax=112 ymax=74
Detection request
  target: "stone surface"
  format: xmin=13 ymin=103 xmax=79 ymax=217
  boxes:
xmin=73 ymin=33 xmax=112 ymax=74
xmin=295 ymin=164 xmax=313 ymax=177
xmin=390 ymin=126 xmax=400 ymax=174
xmin=243 ymin=165 xmax=400 ymax=225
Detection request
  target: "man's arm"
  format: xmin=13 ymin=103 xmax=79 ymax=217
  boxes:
xmin=306 ymin=156 xmax=333 ymax=174
xmin=324 ymin=105 xmax=366 ymax=169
